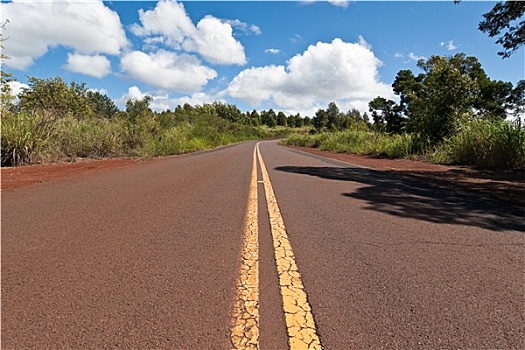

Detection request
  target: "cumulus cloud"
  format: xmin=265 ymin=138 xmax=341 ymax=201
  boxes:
xmin=63 ymin=53 xmax=111 ymax=78
xmin=120 ymin=50 xmax=217 ymax=93
xmin=130 ymin=0 xmax=246 ymax=65
xmin=1 ymin=0 xmax=128 ymax=70
xmin=118 ymin=86 xmax=223 ymax=112
xmin=226 ymin=37 xmax=393 ymax=114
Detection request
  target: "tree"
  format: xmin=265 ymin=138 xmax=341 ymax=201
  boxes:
xmin=313 ymin=108 xmax=328 ymax=131
xmin=507 ymin=80 xmax=525 ymax=125
xmin=368 ymin=97 xmax=405 ymax=133
xmin=249 ymin=109 xmax=260 ymax=126
xmin=86 ymin=90 xmax=119 ymax=119
xmin=213 ymin=102 xmax=243 ymax=123
xmin=389 ymin=54 xmax=515 ymax=142
xmin=478 ymin=1 xmax=525 ymax=58
xmin=326 ymin=102 xmax=340 ymax=131
xmin=276 ymin=111 xmax=288 ymax=127
xmin=1 ymin=20 xmax=16 ymax=111
xmin=18 ymin=76 xmax=93 ymax=118
xmin=260 ymin=109 xmax=277 ymax=127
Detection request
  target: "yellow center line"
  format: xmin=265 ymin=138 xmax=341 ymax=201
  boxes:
xmin=256 ymin=143 xmax=323 ymax=350
xmin=231 ymin=145 xmax=259 ymax=349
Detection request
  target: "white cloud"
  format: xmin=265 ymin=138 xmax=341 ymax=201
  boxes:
xmin=224 ymin=19 xmax=262 ymax=36
xmin=408 ymin=52 xmax=426 ymax=62
xmin=63 ymin=53 xmax=111 ymax=78
xmin=118 ymin=86 xmax=223 ymax=112
xmin=328 ymin=1 xmax=350 ymax=8
xmin=120 ymin=50 xmax=217 ymax=93
xmin=183 ymin=16 xmax=247 ymax=65
xmin=290 ymin=34 xmax=304 ymax=44
xmin=265 ymin=48 xmax=281 ymax=55
xmin=1 ymin=0 xmax=128 ymax=70
xmin=226 ymin=37 xmax=393 ymax=115
xmin=440 ymin=40 xmax=457 ymax=51
xmin=395 ymin=52 xmax=426 ymax=63
xmin=8 ymin=81 xmax=29 ymax=98
xmin=300 ymin=0 xmax=349 ymax=8
xmin=130 ymin=0 xmax=246 ymax=65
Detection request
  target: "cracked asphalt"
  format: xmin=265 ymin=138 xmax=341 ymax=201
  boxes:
xmin=2 ymin=140 xmax=524 ymax=349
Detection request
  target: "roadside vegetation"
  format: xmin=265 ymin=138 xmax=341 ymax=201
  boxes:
xmin=0 ymin=77 xmax=308 ymax=166
xmin=282 ymin=53 xmax=525 ymax=170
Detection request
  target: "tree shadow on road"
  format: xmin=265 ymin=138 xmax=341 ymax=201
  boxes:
xmin=275 ymin=166 xmax=525 ymax=233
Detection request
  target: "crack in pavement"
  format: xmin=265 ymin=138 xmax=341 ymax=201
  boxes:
xmin=257 ymin=143 xmax=323 ymax=350
xmin=231 ymin=146 xmax=259 ymax=350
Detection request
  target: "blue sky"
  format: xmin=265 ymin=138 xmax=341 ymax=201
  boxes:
xmin=2 ymin=1 xmax=523 ymax=116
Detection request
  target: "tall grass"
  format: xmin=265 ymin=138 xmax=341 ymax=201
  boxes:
xmin=1 ymin=111 xmax=53 ymax=166
xmin=283 ymin=126 xmax=420 ymax=159
xmin=1 ymin=110 xmax=293 ymax=166
xmin=432 ymin=119 xmax=525 ymax=169
xmin=283 ymin=119 xmax=525 ymax=170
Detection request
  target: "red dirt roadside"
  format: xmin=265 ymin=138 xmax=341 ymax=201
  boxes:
xmin=1 ymin=158 xmax=138 ymax=190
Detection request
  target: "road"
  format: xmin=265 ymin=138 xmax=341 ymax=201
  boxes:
xmin=2 ymin=140 xmax=524 ymax=349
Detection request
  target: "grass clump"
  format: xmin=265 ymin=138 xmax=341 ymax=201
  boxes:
xmin=432 ymin=119 xmax=525 ymax=169
xmin=1 ymin=111 xmax=53 ymax=166
xmin=283 ymin=126 xmax=419 ymax=159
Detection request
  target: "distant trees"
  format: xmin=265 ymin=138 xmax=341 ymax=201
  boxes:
xmin=312 ymin=101 xmax=367 ymax=132
xmin=16 ymin=76 xmax=119 ymax=120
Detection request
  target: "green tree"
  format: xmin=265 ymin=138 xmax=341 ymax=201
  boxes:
xmin=1 ymin=20 xmax=16 ymax=111
xmin=478 ymin=1 xmax=525 ymax=58
xmin=276 ymin=111 xmax=288 ymax=127
xmin=507 ymin=80 xmax=525 ymax=125
xmin=313 ymin=108 xmax=328 ymax=131
xmin=369 ymin=97 xmax=405 ymax=133
xmin=390 ymin=54 xmax=512 ymax=142
xmin=261 ymin=109 xmax=277 ymax=127
xmin=249 ymin=109 xmax=260 ymax=126
xmin=18 ymin=76 xmax=93 ymax=119
xmin=86 ymin=90 xmax=119 ymax=119
xmin=213 ymin=102 xmax=243 ymax=123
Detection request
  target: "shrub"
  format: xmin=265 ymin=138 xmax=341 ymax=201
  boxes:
xmin=434 ymin=119 xmax=525 ymax=169
xmin=1 ymin=111 xmax=53 ymax=166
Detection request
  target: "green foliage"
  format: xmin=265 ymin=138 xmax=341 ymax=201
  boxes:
xmin=368 ymin=96 xmax=406 ymax=133
xmin=87 ymin=90 xmax=119 ymax=119
xmin=391 ymin=53 xmax=517 ymax=144
xmin=312 ymin=102 xmax=363 ymax=132
xmin=478 ymin=1 xmax=525 ymax=58
xmin=1 ymin=111 xmax=53 ymax=166
xmin=52 ymin=116 xmax=126 ymax=158
xmin=18 ymin=77 xmax=92 ymax=119
xmin=3 ymin=76 xmax=299 ymax=166
xmin=1 ymin=20 xmax=15 ymax=111
xmin=432 ymin=119 xmax=525 ymax=169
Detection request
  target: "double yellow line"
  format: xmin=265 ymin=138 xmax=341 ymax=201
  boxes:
xmin=231 ymin=143 xmax=322 ymax=350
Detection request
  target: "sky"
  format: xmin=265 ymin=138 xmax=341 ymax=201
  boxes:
xmin=1 ymin=0 xmax=523 ymax=117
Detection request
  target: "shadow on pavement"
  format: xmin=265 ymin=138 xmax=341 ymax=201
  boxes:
xmin=275 ymin=165 xmax=525 ymax=233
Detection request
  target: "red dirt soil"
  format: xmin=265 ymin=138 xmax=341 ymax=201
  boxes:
xmin=2 ymin=146 xmax=524 ymax=203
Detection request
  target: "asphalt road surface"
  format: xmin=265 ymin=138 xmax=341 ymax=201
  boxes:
xmin=2 ymin=140 xmax=524 ymax=349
